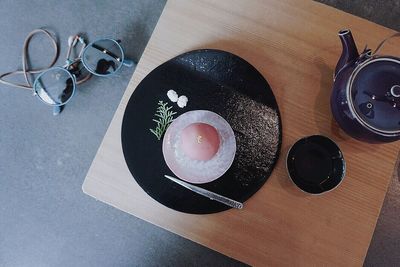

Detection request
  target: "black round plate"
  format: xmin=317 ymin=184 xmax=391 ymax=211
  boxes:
xmin=286 ymin=135 xmax=346 ymax=194
xmin=121 ymin=49 xmax=282 ymax=214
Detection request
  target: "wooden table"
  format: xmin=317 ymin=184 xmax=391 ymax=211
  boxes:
xmin=82 ymin=0 xmax=400 ymax=265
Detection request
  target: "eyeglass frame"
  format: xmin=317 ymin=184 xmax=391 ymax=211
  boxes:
xmin=32 ymin=37 xmax=132 ymax=106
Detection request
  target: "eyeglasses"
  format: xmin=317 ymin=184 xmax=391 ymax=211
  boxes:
xmin=33 ymin=38 xmax=133 ymax=107
xmin=0 ymin=29 xmax=134 ymax=115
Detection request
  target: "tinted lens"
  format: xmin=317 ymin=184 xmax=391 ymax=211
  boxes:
xmin=82 ymin=39 xmax=123 ymax=76
xmin=33 ymin=68 xmax=75 ymax=106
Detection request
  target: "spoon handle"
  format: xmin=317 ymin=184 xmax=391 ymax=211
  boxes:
xmin=164 ymin=175 xmax=243 ymax=209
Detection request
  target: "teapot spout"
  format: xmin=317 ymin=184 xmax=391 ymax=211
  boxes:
xmin=335 ymin=29 xmax=359 ymax=77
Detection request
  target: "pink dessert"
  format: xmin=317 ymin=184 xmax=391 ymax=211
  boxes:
xmin=181 ymin=123 xmax=220 ymax=161
xmin=163 ymin=110 xmax=236 ymax=184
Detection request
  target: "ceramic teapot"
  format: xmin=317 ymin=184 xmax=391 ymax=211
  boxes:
xmin=331 ymin=29 xmax=400 ymax=143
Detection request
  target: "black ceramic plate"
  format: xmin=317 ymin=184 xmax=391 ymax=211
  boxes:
xmin=121 ymin=49 xmax=282 ymax=214
xmin=286 ymin=135 xmax=346 ymax=194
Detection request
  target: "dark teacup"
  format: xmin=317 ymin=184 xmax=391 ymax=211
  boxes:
xmin=286 ymin=135 xmax=346 ymax=194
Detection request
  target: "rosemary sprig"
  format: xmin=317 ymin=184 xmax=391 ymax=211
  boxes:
xmin=149 ymin=101 xmax=177 ymax=140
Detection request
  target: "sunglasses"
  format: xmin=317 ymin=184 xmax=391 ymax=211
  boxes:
xmin=33 ymin=38 xmax=133 ymax=107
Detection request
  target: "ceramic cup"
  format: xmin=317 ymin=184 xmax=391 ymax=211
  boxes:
xmin=286 ymin=135 xmax=346 ymax=195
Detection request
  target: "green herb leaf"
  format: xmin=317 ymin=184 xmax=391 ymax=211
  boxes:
xmin=149 ymin=100 xmax=176 ymax=141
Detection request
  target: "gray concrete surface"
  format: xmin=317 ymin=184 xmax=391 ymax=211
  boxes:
xmin=0 ymin=1 xmax=242 ymax=266
xmin=0 ymin=0 xmax=398 ymax=266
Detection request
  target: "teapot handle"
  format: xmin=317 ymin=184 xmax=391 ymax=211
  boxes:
xmin=334 ymin=32 xmax=400 ymax=81
xmin=372 ymin=32 xmax=400 ymax=55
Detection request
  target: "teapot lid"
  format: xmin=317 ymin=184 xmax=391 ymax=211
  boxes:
xmin=348 ymin=57 xmax=400 ymax=134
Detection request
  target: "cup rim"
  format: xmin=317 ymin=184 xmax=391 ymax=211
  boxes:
xmin=286 ymin=135 xmax=346 ymax=195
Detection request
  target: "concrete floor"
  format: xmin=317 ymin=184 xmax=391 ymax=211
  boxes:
xmin=0 ymin=0 xmax=398 ymax=266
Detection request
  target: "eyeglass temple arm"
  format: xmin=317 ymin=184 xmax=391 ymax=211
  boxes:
xmin=66 ymin=36 xmax=86 ymax=64
xmin=122 ymin=59 xmax=134 ymax=67
xmin=92 ymin=42 xmax=134 ymax=67
xmin=115 ymin=40 xmax=134 ymax=67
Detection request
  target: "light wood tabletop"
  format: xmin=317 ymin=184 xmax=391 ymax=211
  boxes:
xmin=82 ymin=0 xmax=400 ymax=265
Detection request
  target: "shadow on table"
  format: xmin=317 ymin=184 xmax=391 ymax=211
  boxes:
xmin=397 ymin=152 xmax=400 ymax=183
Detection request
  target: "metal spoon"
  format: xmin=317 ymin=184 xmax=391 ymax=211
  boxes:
xmin=164 ymin=175 xmax=243 ymax=209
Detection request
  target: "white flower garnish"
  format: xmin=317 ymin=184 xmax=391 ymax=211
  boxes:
xmin=177 ymin=95 xmax=188 ymax=108
xmin=167 ymin=90 xmax=178 ymax=102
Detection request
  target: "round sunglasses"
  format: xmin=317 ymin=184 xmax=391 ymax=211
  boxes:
xmin=33 ymin=38 xmax=133 ymax=107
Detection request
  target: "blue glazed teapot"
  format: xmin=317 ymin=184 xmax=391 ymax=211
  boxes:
xmin=331 ymin=29 xmax=400 ymax=143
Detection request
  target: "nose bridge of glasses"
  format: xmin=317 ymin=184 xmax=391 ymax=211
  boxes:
xmin=67 ymin=60 xmax=85 ymax=78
